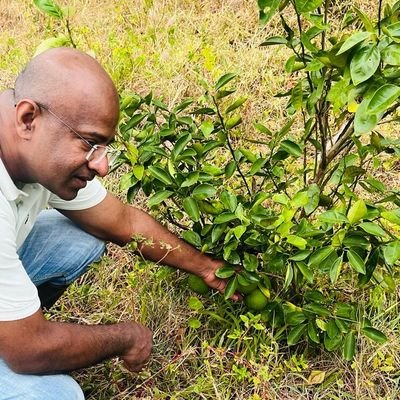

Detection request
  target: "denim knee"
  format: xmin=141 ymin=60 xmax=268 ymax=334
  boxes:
xmin=31 ymin=374 xmax=85 ymax=400
xmin=0 ymin=359 xmax=85 ymax=400
xmin=18 ymin=209 xmax=106 ymax=287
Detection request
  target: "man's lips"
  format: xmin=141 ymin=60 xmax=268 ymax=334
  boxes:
xmin=73 ymin=175 xmax=94 ymax=188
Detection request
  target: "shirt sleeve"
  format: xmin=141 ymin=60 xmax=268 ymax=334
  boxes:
xmin=0 ymin=201 xmax=40 ymax=321
xmin=48 ymin=178 xmax=107 ymax=210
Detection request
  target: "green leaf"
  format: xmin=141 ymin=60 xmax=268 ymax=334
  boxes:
xmin=192 ymin=184 xmax=216 ymax=200
xmin=284 ymin=263 xmax=294 ymax=291
xmin=304 ymin=184 xmax=320 ymax=215
xmin=291 ymin=191 xmax=309 ymax=209
xmin=272 ymin=193 xmax=290 ymax=205
xmin=200 ymin=120 xmax=214 ymax=138
xmin=287 ymin=235 xmax=307 ymax=250
xmin=347 ymin=199 xmax=367 ymax=224
xmin=384 ymin=22 xmax=400 ymax=37
xmin=182 ymin=231 xmax=201 ymax=247
xmin=258 ymin=0 xmax=280 ymax=24
xmin=211 ymin=223 xmax=227 ymax=243
xmin=188 ymin=318 xmax=201 ymax=329
xmin=215 ymin=266 xmax=236 ymax=279
xmin=215 ymin=73 xmax=237 ymax=91
xmin=294 ymin=0 xmax=323 ymax=13
xmin=291 ymin=81 xmax=303 ymax=111
xmin=224 ymin=276 xmax=238 ymax=300
xmin=225 ymin=115 xmax=242 ymax=129
xmin=220 ymin=191 xmax=237 ymax=212
xmin=316 ymin=319 xmax=327 ymax=331
xmin=326 ymin=319 xmax=339 ymax=338
xmin=243 ymin=252 xmax=259 ymax=272
xmin=318 ymin=210 xmax=349 ymax=224
xmin=132 ymin=165 xmax=144 ymax=181
xmin=286 ymin=311 xmax=307 ymax=326
xmin=214 ymin=212 xmax=237 ymax=224
xmin=226 ymin=96 xmax=247 ymax=113
xmin=188 ymin=296 xmax=204 ymax=311
xmin=354 ymin=6 xmax=374 ymax=32
xmin=309 ymin=247 xmax=335 ymax=267
xmin=261 ymin=36 xmax=287 ymax=46
xmin=381 ymin=209 xmax=400 ymax=225
xmin=254 ymin=122 xmax=273 ymax=136
xmin=329 ymin=256 xmax=342 ymax=284
xmin=148 ymin=166 xmax=173 ymax=185
xmin=183 ymin=197 xmax=200 ymax=222
xmin=308 ymin=321 xmax=320 ymax=343
xmin=173 ymin=98 xmax=193 ymax=113
xmin=239 ymin=147 xmax=257 ymax=163
xmin=382 ymin=44 xmax=400 ymax=65
xmin=337 ymin=32 xmax=371 ymax=55
xmin=120 ymin=172 xmax=138 ymax=192
xmin=225 ymin=161 xmax=236 ymax=178
xmin=362 ymin=327 xmax=387 ymax=344
xmin=296 ymin=261 xmax=313 ymax=283
xmin=347 ymin=249 xmax=366 ymax=274
xmin=359 ymin=222 xmax=386 ymax=237
xmin=305 ymin=58 xmax=325 ymax=72
xmin=287 ymin=323 xmax=307 ymax=346
xmin=343 ymin=331 xmax=356 ymax=361
xmin=148 ymin=190 xmax=173 ymax=207
xmin=344 ymin=235 xmax=369 ymax=250
xmin=354 ymin=97 xmax=378 ymax=135
xmin=324 ymin=332 xmax=342 ymax=351
xmin=233 ymin=225 xmax=247 ymax=240
xmin=289 ymin=250 xmax=312 ymax=261
xmin=280 ymin=140 xmax=302 ymax=157
xmin=367 ymin=84 xmax=400 ymax=114
xmin=249 ymin=158 xmax=267 ymax=176
xmin=350 ymin=44 xmax=380 ymax=86
xmin=171 ymin=133 xmax=192 ymax=160
xmin=181 ymin=171 xmax=200 ymax=188
xmin=33 ymin=0 xmax=64 ymax=18
xmin=34 ymin=35 xmax=70 ymax=56
xmin=382 ymin=241 xmax=400 ymax=265
xmin=303 ymin=303 xmax=330 ymax=317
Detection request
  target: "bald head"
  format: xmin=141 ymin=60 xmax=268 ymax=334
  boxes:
xmin=14 ymin=47 xmax=119 ymax=118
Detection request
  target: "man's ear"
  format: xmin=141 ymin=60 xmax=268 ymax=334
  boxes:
xmin=14 ymin=100 xmax=41 ymax=140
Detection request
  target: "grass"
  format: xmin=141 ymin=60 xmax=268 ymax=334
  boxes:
xmin=2 ymin=0 xmax=400 ymax=398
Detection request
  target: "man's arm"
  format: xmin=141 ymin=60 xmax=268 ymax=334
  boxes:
xmin=0 ymin=309 xmax=152 ymax=374
xmin=59 ymin=193 xmax=232 ymax=294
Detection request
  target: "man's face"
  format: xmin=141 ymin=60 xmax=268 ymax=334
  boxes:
xmin=32 ymin=101 xmax=118 ymax=200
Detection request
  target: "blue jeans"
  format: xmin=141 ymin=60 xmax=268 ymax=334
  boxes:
xmin=0 ymin=209 xmax=106 ymax=400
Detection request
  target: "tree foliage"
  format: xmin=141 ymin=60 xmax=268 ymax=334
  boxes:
xmin=34 ymin=0 xmax=400 ymax=359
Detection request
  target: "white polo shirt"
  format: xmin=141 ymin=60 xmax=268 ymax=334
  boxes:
xmin=0 ymin=159 xmax=107 ymax=321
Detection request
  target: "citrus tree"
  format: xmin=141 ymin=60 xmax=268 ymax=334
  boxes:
xmin=33 ymin=0 xmax=400 ymax=360
xmin=116 ymin=0 xmax=400 ymax=360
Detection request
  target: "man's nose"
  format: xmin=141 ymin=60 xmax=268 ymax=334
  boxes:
xmin=87 ymin=156 xmax=109 ymax=177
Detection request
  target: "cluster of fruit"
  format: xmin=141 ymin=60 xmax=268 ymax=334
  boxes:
xmin=187 ymin=274 xmax=269 ymax=311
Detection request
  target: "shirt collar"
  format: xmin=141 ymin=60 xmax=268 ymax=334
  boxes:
xmin=0 ymin=158 xmax=28 ymax=201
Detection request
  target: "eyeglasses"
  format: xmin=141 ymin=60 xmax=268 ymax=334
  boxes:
xmin=35 ymin=101 xmax=119 ymax=168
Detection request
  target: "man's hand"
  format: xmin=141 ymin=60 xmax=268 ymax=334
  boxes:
xmin=120 ymin=321 xmax=153 ymax=372
xmin=199 ymin=259 xmax=241 ymax=301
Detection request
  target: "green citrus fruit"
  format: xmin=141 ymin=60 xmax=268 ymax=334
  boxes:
xmin=188 ymin=274 xmax=210 ymax=294
xmin=245 ymin=289 xmax=269 ymax=311
xmin=318 ymin=194 xmax=333 ymax=207
xmin=237 ymin=281 xmax=258 ymax=295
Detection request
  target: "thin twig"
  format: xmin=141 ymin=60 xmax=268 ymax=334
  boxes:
xmin=212 ymin=96 xmax=252 ymax=197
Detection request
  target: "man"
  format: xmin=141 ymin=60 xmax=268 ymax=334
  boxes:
xmin=0 ymin=47 xmax=231 ymax=399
